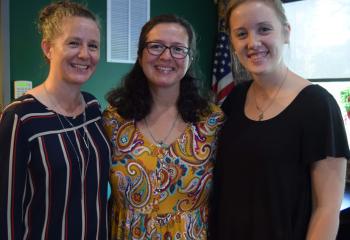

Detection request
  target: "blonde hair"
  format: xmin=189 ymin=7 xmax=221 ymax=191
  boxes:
xmin=38 ymin=1 xmax=100 ymax=43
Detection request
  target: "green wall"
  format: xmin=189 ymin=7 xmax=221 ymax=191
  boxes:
xmin=10 ymin=0 xmax=217 ymax=108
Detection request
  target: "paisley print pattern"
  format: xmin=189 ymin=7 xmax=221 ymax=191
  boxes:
xmin=103 ymin=104 xmax=224 ymax=240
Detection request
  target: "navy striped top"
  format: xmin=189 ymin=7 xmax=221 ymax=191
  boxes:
xmin=0 ymin=93 xmax=111 ymax=240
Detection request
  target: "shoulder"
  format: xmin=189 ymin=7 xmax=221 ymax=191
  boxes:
xmin=103 ymin=105 xmax=128 ymax=125
xmin=199 ymin=103 xmax=225 ymax=128
xmin=298 ymin=84 xmax=339 ymax=112
xmin=1 ymin=95 xmax=42 ymax=120
xmin=296 ymin=84 xmax=345 ymax=135
xmin=301 ymin=84 xmax=333 ymax=99
xmin=222 ymin=80 xmax=252 ymax=115
xmin=0 ymin=95 xmax=52 ymax=136
xmin=82 ymin=91 xmax=100 ymax=108
xmin=102 ymin=105 xmax=132 ymax=140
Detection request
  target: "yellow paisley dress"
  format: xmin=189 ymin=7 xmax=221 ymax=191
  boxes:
xmin=103 ymin=104 xmax=224 ymax=240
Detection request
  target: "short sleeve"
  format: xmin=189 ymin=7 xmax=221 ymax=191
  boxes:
xmin=301 ymin=86 xmax=350 ymax=164
xmin=102 ymin=106 xmax=126 ymax=149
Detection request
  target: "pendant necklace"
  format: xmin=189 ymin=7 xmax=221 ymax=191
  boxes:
xmin=144 ymin=113 xmax=179 ymax=149
xmin=252 ymin=68 xmax=289 ymax=121
xmin=43 ymin=83 xmax=90 ymax=180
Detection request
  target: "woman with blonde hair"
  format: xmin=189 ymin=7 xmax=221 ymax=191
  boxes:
xmin=0 ymin=1 xmax=110 ymax=239
xmin=210 ymin=0 xmax=349 ymax=239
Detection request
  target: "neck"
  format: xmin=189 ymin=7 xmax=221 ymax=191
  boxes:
xmin=252 ymin=66 xmax=289 ymax=95
xmin=43 ymin=80 xmax=84 ymax=116
xmin=149 ymin=84 xmax=179 ymax=106
xmin=147 ymin=105 xmax=178 ymax=123
xmin=251 ymin=67 xmax=289 ymax=121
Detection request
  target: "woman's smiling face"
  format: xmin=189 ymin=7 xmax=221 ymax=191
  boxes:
xmin=229 ymin=1 xmax=290 ymax=75
xmin=139 ymin=23 xmax=190 ymax=89
xmin=43 ymin=16 xmax=100 ymax=86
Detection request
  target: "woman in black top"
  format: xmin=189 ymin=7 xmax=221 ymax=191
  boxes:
xmin=210 ymin=0 xmax=350 ymax=239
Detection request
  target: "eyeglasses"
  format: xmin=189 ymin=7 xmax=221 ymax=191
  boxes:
xmin=144 ymin=42 xmax=190 ymax=59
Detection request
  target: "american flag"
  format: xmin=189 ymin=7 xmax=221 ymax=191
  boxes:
xmin=212 ymin=19 xmax=234 ymax=105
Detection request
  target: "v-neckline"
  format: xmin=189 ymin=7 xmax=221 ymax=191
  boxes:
xmin=133 ymin=119 xmax=192 ymax=150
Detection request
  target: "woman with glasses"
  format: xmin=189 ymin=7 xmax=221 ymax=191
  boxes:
xmin=103 ymin=14 xmax=224 ymax=239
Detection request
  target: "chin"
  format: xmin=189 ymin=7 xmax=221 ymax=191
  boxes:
xmin=67 ymin=75 xmax=92 ymax=85
xmin=151 ymin=80 xmax=180 ymax=88
xmin=246 ymin=63 xmax=270 ymax=74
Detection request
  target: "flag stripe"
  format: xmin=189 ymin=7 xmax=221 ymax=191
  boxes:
xmin=212 ymin=17 xmax=234 ymax=104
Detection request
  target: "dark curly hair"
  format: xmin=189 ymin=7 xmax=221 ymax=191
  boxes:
xmin=106 ymin=14 xmax=211 ymax=123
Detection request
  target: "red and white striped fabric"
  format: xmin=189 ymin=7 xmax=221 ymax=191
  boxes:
xmin=212 ymin=17 xmax=234 ymax=105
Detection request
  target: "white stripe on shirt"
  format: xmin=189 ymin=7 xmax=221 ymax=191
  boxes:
xmin=39 ymin=137 xmax=49 ymax=240
xmin=7 ymin=114 xmax=19 ymax=239
xmin=28 ymin=116 xmax=101 ymax=142
xmin=58 ymin=134 xmax=71 ymax=240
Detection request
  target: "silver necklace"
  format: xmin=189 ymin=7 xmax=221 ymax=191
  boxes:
xmin=144 ymin=113 xmax=178 ymax=149
xmin=43 ymin=83 xmax=90 ymax=180
xmin=252 ymin=68 xmax=289 ymax=121
xmin=62 ymin=113 xmax=89 ymax=150
xmin=56 ymin=114 xmax=91 ymax=179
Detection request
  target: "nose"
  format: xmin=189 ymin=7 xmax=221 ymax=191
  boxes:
xmin=247 ymin=33 xmax=261 ymax=49
xmin=78 ymin=45 xmax=89 ymax=59
xmin=159 ymin=47 xmax=172 ymax=60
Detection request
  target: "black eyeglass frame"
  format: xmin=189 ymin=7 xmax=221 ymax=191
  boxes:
xmin=143 ymin=42 xmax=190 ymax=59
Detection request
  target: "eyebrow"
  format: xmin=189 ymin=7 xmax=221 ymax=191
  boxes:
xmin=232 ymin=21 xmax=273 ymax=30
xmin=257 ymin=21 xmax=273 ymax=26
xmin=66 ymin=37 xmax=100 ymax=43
xmin=231 ymin=27 xmax=246 ymax=34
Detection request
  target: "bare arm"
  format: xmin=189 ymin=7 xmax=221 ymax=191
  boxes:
xmin=306 ymin=157 xmax=347 ymax=240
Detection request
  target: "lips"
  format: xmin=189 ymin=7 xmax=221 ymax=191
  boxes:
xmin=248 ymin=51 xmax=268 ymax=58
xmin=247 ymin=51 xmax=268 ymax=63
xmin=71 ymin=63 xmax=89 ymax=70
xmin=155 ymin=65 xmax=174 ymax=73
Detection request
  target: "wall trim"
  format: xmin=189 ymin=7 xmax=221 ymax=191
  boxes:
xmin=1 ymin=0 xmax=11 ymax=108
